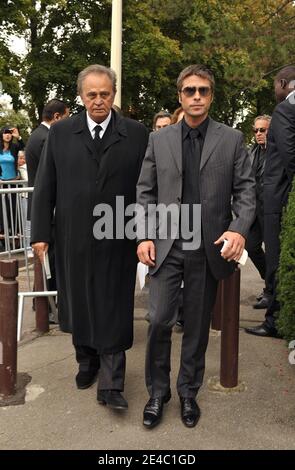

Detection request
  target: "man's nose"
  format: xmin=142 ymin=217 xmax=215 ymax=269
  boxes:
xmin=94 ymin=94 xmax=103 ymax=104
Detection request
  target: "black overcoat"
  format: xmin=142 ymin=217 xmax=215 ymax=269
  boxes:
xmin=31 ymin=110 xmax=149 ymax=353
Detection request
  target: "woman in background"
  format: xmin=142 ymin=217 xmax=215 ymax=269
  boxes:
xmin=0 ymin=126 xmax=24 ymax=246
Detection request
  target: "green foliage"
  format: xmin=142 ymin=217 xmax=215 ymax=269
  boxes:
xmin=1 ymin=0 xmax=295 ymax=133
xmin=277 ymin=178 xmax=295 ymax=342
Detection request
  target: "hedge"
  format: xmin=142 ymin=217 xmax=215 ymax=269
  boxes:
xmin=277 ymin=178 xmax=295 ymax=342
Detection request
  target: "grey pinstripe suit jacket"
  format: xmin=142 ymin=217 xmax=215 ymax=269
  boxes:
xmin=136 ymin=117 xmax=256 ymax=280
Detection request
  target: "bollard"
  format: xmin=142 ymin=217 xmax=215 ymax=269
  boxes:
xmin=220 ymin=267 xmax=241 ymax=388
xmin=211 ymin=280 xmax=223 ymax=331
xmin=34 ymin=254 xmax=49 ymax=334
xmin=0 ymin=259 xmax=18 ymax=396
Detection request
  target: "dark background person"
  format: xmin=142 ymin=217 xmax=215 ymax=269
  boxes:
xmin=31 ymin=64 xmax=149 ymax=410
xmin=137 ymin=64 xmax=255 ymax=429
xmin=171 ymin=106 xmax=184 ymax=124
xmin=246 ymin=66 xmax=295 ymax=338
xmin=26 ymin=99 xmax=70 ymax=220
xmin=246 ymin=115 xmax=272 ymax=309
xmin=0 ymin=126 xmax=24 ymax=248
xmin=153 ymin=110 xmax=172 ymax=131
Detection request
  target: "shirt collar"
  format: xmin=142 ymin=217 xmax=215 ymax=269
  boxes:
xmin=86 ymin=111 xmax=112 ymax=134
xmin=182 ymin=116 xmax=209 ymax=140
xmin=286 ymin=89 xmax=295 ymax=101
xmin=41 ymin=121 xmax=50 ymax=129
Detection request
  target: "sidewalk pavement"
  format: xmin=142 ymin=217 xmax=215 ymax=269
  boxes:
xmin=0 ymin=260 xmax=294 ymax=450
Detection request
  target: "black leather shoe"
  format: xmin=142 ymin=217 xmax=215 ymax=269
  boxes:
xmin=75 ymin=369 xmax=98 ymax=389
xmin=180 ymin=397 xmax=200 ymax=428
xmin=97 ymin=390 xmax=128 ymax=410
xmin=143 ymin=391 xmax=171 ymax=428
xmin=253 ymin=295 xmax=270 ymax=309
xmin=245 ymin=323 xmax=281 ymax=338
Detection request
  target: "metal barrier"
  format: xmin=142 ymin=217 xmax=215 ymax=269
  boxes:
xmin=0 ymin=183 xmax=57 ymax=341
xmin=0 ymin=181 xmax=33 ymax=291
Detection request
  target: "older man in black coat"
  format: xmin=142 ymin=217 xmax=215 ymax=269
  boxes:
xmin=31 ymin=64 xmax=148 ymax=410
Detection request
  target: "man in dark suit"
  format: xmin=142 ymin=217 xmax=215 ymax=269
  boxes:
xmin=246 ymin=66 xmax=295 ymax=338
xmin=246 ymin=115 xmax=272 ymax=309
xmin=26 ymin=99 xmax=69 ymax=220
xmin=137 ymin=64 xmax=256 ymax=428
xmin=31 ymin=65 xmax=149 ymax=411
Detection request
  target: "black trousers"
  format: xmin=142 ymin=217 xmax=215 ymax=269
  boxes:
xmin=264 ymin=213 xmax=281 ymax=329
xmin=74 ymin=344 xmax=126 ymax=391
xmin=146 ymin=241 xmax=218 ymax=398
xmin=246 ymin=216 xmax=271 ymax=294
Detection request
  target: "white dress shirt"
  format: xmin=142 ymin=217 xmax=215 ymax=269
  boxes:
xmin=86 ymin=112 xmax=112 ymax=139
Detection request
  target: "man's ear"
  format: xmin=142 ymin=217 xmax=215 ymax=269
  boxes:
xmin=53 ymin=112 xmax=61 ymax=121
xmin=280 ymin=78 xmax=287 ymax=89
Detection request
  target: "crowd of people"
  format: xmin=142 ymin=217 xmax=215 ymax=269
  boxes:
xmin=0 ymin=63 xmax=294 ymax=429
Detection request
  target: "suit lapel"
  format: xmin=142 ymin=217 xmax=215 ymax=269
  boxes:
xmin=102 ymin=111 xmax=127 ymax=153
xmin=200 ymin=118 xmax=223 ymax=170
xmin=168 ymin=122 xmax=182 ymax=174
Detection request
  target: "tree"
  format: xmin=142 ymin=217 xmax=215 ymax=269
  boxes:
xmin=1 ymin=0 xmax=295 ymax=135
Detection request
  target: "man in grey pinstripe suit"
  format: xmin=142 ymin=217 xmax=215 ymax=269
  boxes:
xmin=137 ymin=65 xmax=256 ymax=429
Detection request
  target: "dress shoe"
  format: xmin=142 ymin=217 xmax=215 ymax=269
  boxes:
xmin=245 ymin=323 xmax=281 ymax=338
xmin=143 ymin=390 xmax=171 ymax=429
xmin=180 ymin=397 xmax=201 ymax=428
xmin=75 ymin=369 xmax=98 ymax=389
xmin=253 ymin=295 xmax=270 ymax=309
xmin=97 ymin=390 xmax=128 ymax=410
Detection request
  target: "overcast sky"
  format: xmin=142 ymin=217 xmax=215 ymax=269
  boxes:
xmin=9 ymin=35 xmax=27 ymax=56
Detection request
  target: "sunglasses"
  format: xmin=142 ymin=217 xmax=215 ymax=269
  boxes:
xmin=253 ymin=128 xmax=267 ymax=133
xmin=3 ymin=129 xmax=12 ymax=134
xmin=181 ymin=86 xmax=211 ymax=97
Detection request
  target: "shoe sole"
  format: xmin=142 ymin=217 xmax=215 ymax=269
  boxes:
xmin=76 ymin=373 xmax=98 ymax=390
xmin=181 ymin=415 xmax=200 ymax=428
xmin=97 ymin=398 xmax=128 ymax=410
xmin=143 ymin=416 xmax=162 ymax=429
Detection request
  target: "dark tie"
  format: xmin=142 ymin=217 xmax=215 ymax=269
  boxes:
xmin=189 ymin=127 xmax=201 ymax=204
xmin=93 ymin=124 xmax=103 ymax=154
xmin=181 ymin=127 xmax=201 ymax=239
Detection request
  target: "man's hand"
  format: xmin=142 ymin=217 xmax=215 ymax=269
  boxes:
xmin=31 ymin=242 xmax=49 ymax=263
xmin=214 ymin=231 xmax=245 ymax=262
xmin=137 ymin=240 xmax=156 ymax=267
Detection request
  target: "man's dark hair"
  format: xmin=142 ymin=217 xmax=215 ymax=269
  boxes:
xmin=177 ymin=64 xmax=215 ymax=92
xmin=275 ymin=66 xmax=295 ymax=84
xmin=42 ymin=99 xmax=68 ymax=121
xmin=153 ymin=110 xmax=172 ymax=129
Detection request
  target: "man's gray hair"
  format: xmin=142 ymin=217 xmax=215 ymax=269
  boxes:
xmin=254 ymin=114 xmax=272 ymax=125
xmin=77 ymin=64 xmax=117 ymax=95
